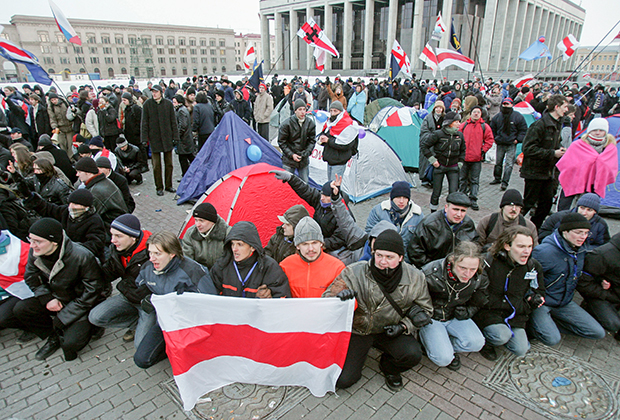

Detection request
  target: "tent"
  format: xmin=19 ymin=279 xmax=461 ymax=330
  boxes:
xmin=176 ymin=112 xmax=283 ymax=204
xmin=179 ymin=163 xmax=314 ymax=246
xmin=364 ymin=98 xmax=404 ymax=126
xmin=369 ymin=106 xmax=425 ymax=170
xmin=308 ymin=129 xmax=408 ymax=202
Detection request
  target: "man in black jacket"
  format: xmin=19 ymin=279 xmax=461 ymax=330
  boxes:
xmin=13 ymin=218 xmax=103 ymax=361
xmin=95 ymin=157 xmax=135 ymax=213
xmin=28 ymin=93 xmax=52 ymax=143
xmin=489 ymin=98 xmax=527 ymax=190
xmin=278 ymin=99 xmax=316 ymax=184
xmin=114 ymin=136 xmax=142 ymax=185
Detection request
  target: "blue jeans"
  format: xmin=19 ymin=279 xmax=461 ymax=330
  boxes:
xmin=134 ymin=322 xmax=167 ymax=369
xmin=283 ymin=163 xmax=310 ymax=184
xmin=493 ymin=143 xmax=516 ymax=187
xmin=583 ymin=299 xmax=620 ymax=333
xmin=529 ymin=302 xmax=606 ymax=346
xmin=88 ymin=294 xmax=157 ymax=349
xmin=483 ymin=324 xmax=530 ymax=356
xmin=327 ymin=164 xmax=346 ymax=182
xmin=419 ymin=318 xmax=485 ymax=367
xmin=459 ymin=161 xmax=482 ymax=202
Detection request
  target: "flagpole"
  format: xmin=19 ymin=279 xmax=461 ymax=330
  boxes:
xmin=264 ymin=33 xmax=299 ymax=81
xmin=561 ymin=19 xmax=620 ymax=86
xmin=531 ymin=55 xmax=562 ymax=80
xmin=497 ymin=57 xmax=519 ymax=80
xmin=461 ymin=1 xmax=485 ymax=82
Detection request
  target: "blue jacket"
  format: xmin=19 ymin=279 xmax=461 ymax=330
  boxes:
xmin=347 ymin=90 xmax=366 ymax=123
xmin=366 ymin=200 xmax=424 ymax=260
xmin=532 ymin=231 xmax=590 ymax=308
xmin=538 ymin=208 xmax=609 ymax=248
xmin=136 ymin=256 xmax=217 ymax=296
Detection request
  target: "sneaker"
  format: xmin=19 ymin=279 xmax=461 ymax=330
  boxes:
xmin=123 ymin=329 xmax=135 ymax=342
xmin=16 ymin=331 xmax=37 ymax=344
xmin=471 ymin=201 xmax=480 ymax=211
xmin=35 ymin=334 xmax=60 ymax=361
xmin=489 ymin=180 xmax=501 ymax=185
xmin=479 ymin=344 xmax=498 ymax=361
xmin=385 ymin=373 xmax=403 ymax=392
xmin=447 ymin=354 xmax=461 ymax=371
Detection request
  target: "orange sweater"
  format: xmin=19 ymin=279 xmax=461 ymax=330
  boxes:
xmin=280 ymin=252 xmax=345 ymax=298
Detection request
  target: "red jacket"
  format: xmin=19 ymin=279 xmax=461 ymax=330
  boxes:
xmin=280 ymin=251 xmax=345 ymax=298
xmin=459 ymin=118 xmax=494 ymax=162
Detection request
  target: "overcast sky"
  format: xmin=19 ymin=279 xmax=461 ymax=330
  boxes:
xmin=1 ymin=0 xmax=618 ymax=47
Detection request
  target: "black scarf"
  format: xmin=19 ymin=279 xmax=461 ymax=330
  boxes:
xmin=501 ymin=107 xmax=513 ymax=135
xmin=369 ymin=260 xmax=403 ymax=294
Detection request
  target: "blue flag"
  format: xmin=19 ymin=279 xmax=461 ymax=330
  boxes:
xmin=248 ymin=60 xmax=264 ymax=91
xmin=0 ymin=42 xmax=53 ymax=85
xmin=519 ymin=38 xmax=552 ymax=61
xmin=450 ymin=19 xmax=462 ymax=53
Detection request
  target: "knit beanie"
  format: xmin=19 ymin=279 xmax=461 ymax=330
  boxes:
xmin=215 ymin=90 xmax=225 ymax=98
xmin=433 ymin=100 xmax=445 ymax=110
xmin=294 ymin=216 xmax=324 ymax=246
xmin=500 ymin=189 xmax=524 ymax=208
xmin=89 ymin=136 xmax=104 ymax=148
xmin=321 ymin=181 xmax=332 ymax=196
xmin=294 ymin=98 xmax=306 ymax=110
xmin=390 ymin=181 xmax=410 ymax=200
xmin=193 ymin=202 xmax=218 ymax=223
xmin=95 ymin=156 xmax=112 ymax=169
xmin=74 ymin=134 xmax=87 ymax=144
xmin=121 ymin=92 xmax=133 ymax=101
xmin=442 ymin=111 xmax=461 ymax=127
xmin=587 ymin=118 xmax=608 ymax=136
xmin=116 ymin=136 xmax=128 ymax=148
xmin=576 ymin=193 xmax=600 ymax=213
xmin=29 ymin=218 xmax=63 ymax=243
xmin=77 ymin=144 xmax=92 ymax=155
xmin=329 ymin=101 xmax=344 ymax=112
xmin=48 ymin=92 xmax=59 ymax=100
xmin=68 ymin=189 xmax=94 ymax=207
xmin=277 ymin=204 xmax=310 ymax=229
xmin=111 ymin=214 xmax=142 ymax=238
xmin=187 ymin=87 xmax=196 ymax=95
xmin=558 ymin=212 xmax=591 ymax=233
xmin=174 ymin=94 xmax=185 ymax=105
xmin=75 ymin=157 xmax=99 ymax=174
xmin=38 ymin=135 xmax=53 ymax=148
xmin=373 ymin=229 xmax=404 ymax=256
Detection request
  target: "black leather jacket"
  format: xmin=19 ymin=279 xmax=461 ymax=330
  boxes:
xmin=278 ymin=115 xmax=316 ymax=168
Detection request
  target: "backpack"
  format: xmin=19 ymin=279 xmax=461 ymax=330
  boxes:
xmin=485 ymin=212 xmax=527 ymax=238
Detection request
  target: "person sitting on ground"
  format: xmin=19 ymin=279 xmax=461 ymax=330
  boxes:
xmin=538 ymin=193 xmax=609 ymax=248
xmin=88 ymin=136 xmax=119 ymax=172
xmin=96 ymin=157 xmax=135 ymax=214
xmin=529 ymin=213 xmax=606 ymax=346
xmin=13 ymin=218 xmax=104 ymax=361
xmin=210 ymin=221 xmax=291 ymax=299
xmin=36 ymin=135 xmax=77 ymax=184
xmin=322 ymin=230 xmax=433 ymax=392
xmin=360 ymin=221 xmax=398 ymax=262
xmin=476 ymin=189 xmax=538 ymax=251
xmin=134 ymin=231 xmax=216 ymax=368
xmin=114 ymin=136 xmax=143 ymax=185
xmin=280 ymin=217 xmax=345 ymax=298
xmin=264 ymin=204 xmax=310 ymax=263
xmin=181 ymin=203 xmax=231 ymax=270
xmin=89 ymin=215 xmax=152 ymax=346
xmin=366 ymin=181 xmax=423 ymax=261
xmin=75 ymin=144 xmax=92 ymax=162
xmin=8 ymin=158 xmax=72 ymax=205
xmin=419 ymin=241 xmax=488 ymax=370
xmin=407 ymin=192 xmax=477 ymax=268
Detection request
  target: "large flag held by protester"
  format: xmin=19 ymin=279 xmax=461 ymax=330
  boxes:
xmin=519 ymin=36 xmax=552 ymax=61
xmin=243 ymin=44 xmax=256 ymax=72
xmin=436 ymin=48 xmax=475 ymax=72
xmin=431 ymin=12 xmax=448 ymax=42
xmin=0 ymin=231 xmax=33 ymax=300
xmin=419 ymin=43 xmax=439 ymax=76
xmin=390 ymin=40 xmax=412 ymax=79
xmin=49 ymin=0 xmax=82 ymax=45
xmin=450 ymin=19 xmax=462 ymax=53
xmin=0 ymin=39 xmax=53 ymax=85
xmin=152 ymin=293 xmax=354 ymax=411
xmin=314 ymin=47 xmax=326 ymax=73
xmin=248 ymin=60 xmax=264 ymax=90
xmin=297 ymin=17 xmax=339 ymax=58
xmin=557 ymin=34 xmax=579 ymax=61
xmin=513 ymin=74 xmax=535 ymax=88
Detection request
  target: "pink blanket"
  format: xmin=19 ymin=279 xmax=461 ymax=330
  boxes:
xmin=557 ymin=140 xmax=618 ymax=198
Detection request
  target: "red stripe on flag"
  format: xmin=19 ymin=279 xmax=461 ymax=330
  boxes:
xmin=436 ymin=51 xmax=475 ymax=64
xmin=163 ymin=323 xmax=351 ymax=375
xmin=0 ymin=41 xmax=33 ymax=60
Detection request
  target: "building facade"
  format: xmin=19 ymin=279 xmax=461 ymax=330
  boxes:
xmin=0 ymin=15 xmax=237 ymax=80
xmin=575 ymin=39 xmax=620 ymax=82
xmin=234 ymin=33 xmax=276 ymax=71
xmin=259 ymin=0 xmax=586 ymax=76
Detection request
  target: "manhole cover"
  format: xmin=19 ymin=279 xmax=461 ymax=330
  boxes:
xmin=485 ymin=343 xmax=620 ymax=420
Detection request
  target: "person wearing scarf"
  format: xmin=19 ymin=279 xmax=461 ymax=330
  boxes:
xmin=323 ymin=230 xmax=432 ymax=392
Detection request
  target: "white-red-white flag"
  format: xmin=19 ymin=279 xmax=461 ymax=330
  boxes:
xmin=436 ymin=48 xmax=475 ymax=72
xmin=297 ymin=17 xmax=340 ymax=58
xmin=152 ymin=293 xmax=354 ymax=411
xmin=243 ymin=44 xmax=256 ymax=72
xmin=557 ymin=34 xmax=580 ymax=61
xmin=419 ymin=43 xmax=438 ymax=77
xmin=431 ymin=12 xmax=448 ymax=41
xmin=314 ymin=47 xmax=326 ymax=73
xmin=513 ymin=74 xmax=535 ymax=88
xmin=0 ymin=231 xmax=33 ymax=300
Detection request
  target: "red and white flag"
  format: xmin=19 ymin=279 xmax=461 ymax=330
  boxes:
xmin=436 ymin=48 xmax=475 ymax=72
xmin=431 ymin=12 xmax=448 ymax=41
xmin=419 ymin=43 xmax=438 ymax=77
xmin=557 ymin=34 xmax=580 ymax=61
xmin=0 ymin=231 xmax=33 ymax=300
xmin=152 ymin=293 xmax=354 ymax=411
xmin=513 ymin=74 xmax=535 ymax=88
xmin=391 ymin=40 xmax=412 ymax=78
xmin=314 ymin=47 xmax=326 ymax=73
xmin=514 ymin=101 xmax=536 ymax=115
xmin=243 ymin=43 xmax=256 ymax=72
xmin=297 ymin=17 xmax=340 ymax=58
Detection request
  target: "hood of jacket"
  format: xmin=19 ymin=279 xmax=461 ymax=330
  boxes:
xmin=224 ymin=221 xmax=264 ymax=255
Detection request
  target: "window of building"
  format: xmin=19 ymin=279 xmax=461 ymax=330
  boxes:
xmin=179 ymin=38 xmax=186 ymax=46
xmin=43 ymin=57 xmax=54 ymax=64
xmin=193 ymin=68 xmax=197 ymax=74
xmin=172 ymin=67 xmax=177 ymax=76
xmin=189 ymin=38 xmax=196 ymax=46
xmin=121 ymin=67 xmax=127 ymax=74
xmin=181 ymin=57 xmax=187 ymax=63
xmin=128 ymin=36 xmax=137 ymax=45
xmin=115 ymin=35 xmax=124 ymax=44
xmin=211 ymin=58 xmax=217 ymax=63
xmin=220 ymin=49 xmax=225 ymax=56
xmin=89 ymin=47 xmax=97 ymax=54
xmin=142 ymin=37 xmax=151 ymax=45
xmin=48 ymin=68 xmax=55 ymax=73
xmin=212 ymin=66 xmax=217 ymax=73
xmin=105 ymin=57 xmax=114 ymax=64
xmin=191 ymin=57 xmax=197 ymax=64
xmin=117 ymin=47 xmax=125 ymax=54
xmin=156 ymin=37 xmax=163 ymax=45
xmin=200 ymin=38 xmax=206 ymax=46
xmin=168 ymin=37 xmax=175 ymax=45
xmin=108 ymin=68 xmax=115 ymax=78
xmin=201 ymin=58 xmax=208 ymax=63
xmin=221 ymin=66 xmax=226 ymax=72
xmin=219 ymin=39 xmax=225 ymax=47
xmin=103 ymin=47 xmax=112 ymax=54
xmin=76 ymin=57 xmax=85 ymax=64
xmin=79 ymin=68 xmax=86 ymax=73
xmin=210 ymin=49 xmax=216 ymax=56
xmin=60 ymin=57 xmax=70 ymax=64
xmin=158 ymin=57 xmax=166 ymax=64
xmin=56 ymin=35 xmax=65 ymax=43
xmin=87 ymin=33 xmax=96 ymax=43
xmin=101 ymin=35 xmax=110 ymax=44
xmin=203 ymin=66 xmax=208 ymax=73
xmin=142 ymin=48 xmax=151 ymax=55
xmin=170 ymin=57 xmax=177 ymax=63
xmin=118 ymin=57 xmax=127 ymax=64
xmin=130 ymin=47 xmax=138 ymax=55
xmin=201 ymin=49 xmax=207 ymax=55
xmin=191 ymin=48 xmax=197 ymax=55
xmin=183 ymin=67 xmax=188 ymax=75
xmin=58 ymin=46 xmax=68 ymax=54
xmin=210 ymin=38 xmax=216 ymax=46
xmin=134 ymin=67 xmax=140 ymax=76
xmin=73 ymin=46 xmax=83 ymax=54
xmin=0 ymin=33 xmax=9 ymax=40
xmin=169 ymin=48 xmax=176 ymax=55
xmin=220 ymin=58 xmax=226 ymax=63
xmin=180 ymin=48 xmax=186 ymax=55
xmin=91 ymin=57 xmax=100 ymax=64
xmin=38 ymin=32 xmax=50 ymax=42
xmin=41 ymin=45 xmax=51 ymax=53
xmin=161 ymin=67 xmax=166 ymax=76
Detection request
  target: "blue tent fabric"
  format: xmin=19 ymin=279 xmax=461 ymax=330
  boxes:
xmin=176 ymin=112 xmax=283 ymax=204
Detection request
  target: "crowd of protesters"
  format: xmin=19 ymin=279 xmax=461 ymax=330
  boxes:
xmin=0 ymin=72 xmax=619 ymax=394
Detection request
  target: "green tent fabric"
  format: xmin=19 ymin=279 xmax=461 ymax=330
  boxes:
xmin=364 ymin=98 xmax=403 ymax=126
xmin=376 ymin=111 xmax=424 ymax=170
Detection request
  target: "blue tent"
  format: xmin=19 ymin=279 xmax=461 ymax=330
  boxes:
xmin=176 ymin=112 xmax=283 ymax=204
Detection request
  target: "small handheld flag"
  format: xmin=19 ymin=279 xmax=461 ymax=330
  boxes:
xmin=419 ymin=43 xmax=438 ymax=77
xmin=243 ymin=43 xmax=256 ymax=72
xmin=431 ymin=12 xmax=448 ymax=42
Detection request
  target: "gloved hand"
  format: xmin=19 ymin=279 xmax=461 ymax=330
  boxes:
xmin=453 ymin=306 xmax=470 ymax=320
xmin=406 ymin=305 xmax=432 ymax=328
xmin=527 ymin=293 xmax=545 ymax=309
xmin=384 ymin=323 xmax=406 ymax=338
xmin=336 ymin=289 xmax=357 ymax=301
xmin=17 ymin=181 xmax=32 ymax=198
xmin=269 ymin=170 xmax=291 ymax=182
xmin=141 ymin=295 xmax=155 ymax=314
xmin=175 ymin=283 xmax=189 ymax=295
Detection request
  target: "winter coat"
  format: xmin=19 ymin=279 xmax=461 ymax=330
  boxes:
xmin=27 ymin=175 xmax=72 ymax=205
xmin=174 ymin=104 xmax=195 ymax=155
xmin=181 ymin=216 xmax=231 ymax=269
xmin=532 ymin=231 xmax=590 ymax=308
xmin=322 ymin=260 xmax=433 ymax=335
xmin=49 ymin=98 xmax=73 ymax=133
xmin=278 ymin=116 xmax=316 ymax=168
xmin=104 ymin=231 xmax=152 ymax=304
xmin=280 ymin=251 xmax=345 ymax=298
xmin=83 ymin=173 xmax=128 ymax=227
xmin=407 ymin=210 xmax=478 ymax=267
xmin=25 ymin=234 xmax=103 ymax=327
xmin=520 ymin=112 xmax=562 ymax=180
xmin=38 ymin=142 xmax=77 ymax=184
xmin=108 ymin=170 xmax=135 ymax=213
xmin=327 ymin=84 xmax=347 ymax=109
xmin=31 ymin=103 xmax=52 ymax=138
xmin=489 ymin=108 xmax=528 ymax=145
xmin=319 ymin=111 xmax=359 ymax=166
xmin=192 ymin=102 xmax=216 ymax=136
xmin=539 ymin=209 xmax=609 ymax=248
xmin=232 ymin=97 xmax=252 ymax=124
xmin=253 ymin=91 xmax=274 ymax=124
xmin=474 ymin=251 xmax=545 ymax=330
xmin=441 ymin=91 xmax=456 ymax=109
xmin=136 ymin=256 xmax=216 ymax=296
xmin=97 ymin=103 xmax=121 ymax=137
xmin=123 ymin=103 xmax=142 ymax=144
xmin=422 ymin=258 xmax=489 ymax=321
xmin=4 ymin=94 xmax=32 ymax=140
xmin=476 ymin=212 xmax=538 ymax=250
xmin=115 ymin=143 xmax=141 ymax=170
xmin=85 ymin=109 xmax=99 ymax=137
xmin=486 ymin=93 xmax=503 ymax=119
xmin=210 ymin=221 xmax=291 ymax=298
xmin=459 ymin=118 xmax=494 ymax=162
xmin=213 ymin=99 xmax=233 ymax=125
xmin=140 ymin=98 xmax=179 ymax=153
xmin=347 ymin=90 xmax=366 ymax=123
xmin=365 ymin=200 xmax=424 ymax=259
xmin=420 ymin=112 xmax=443 ymax=145
xmin=422 ymin=127 xmax=466 ymax=168
xmin=0 ymin=187 xmax=35 ymax=242
xmin=578 ymin=234 xmax=620 ymax=304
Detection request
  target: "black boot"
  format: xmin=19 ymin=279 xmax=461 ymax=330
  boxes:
xmin=35 ymin=334 xmax=60 ymax=360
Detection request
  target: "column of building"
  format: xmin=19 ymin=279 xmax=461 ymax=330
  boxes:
xmin=363 ymin=0 xmax=374 ymax=70
xmin=261 ymin=14 xmax=271 ymax=71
